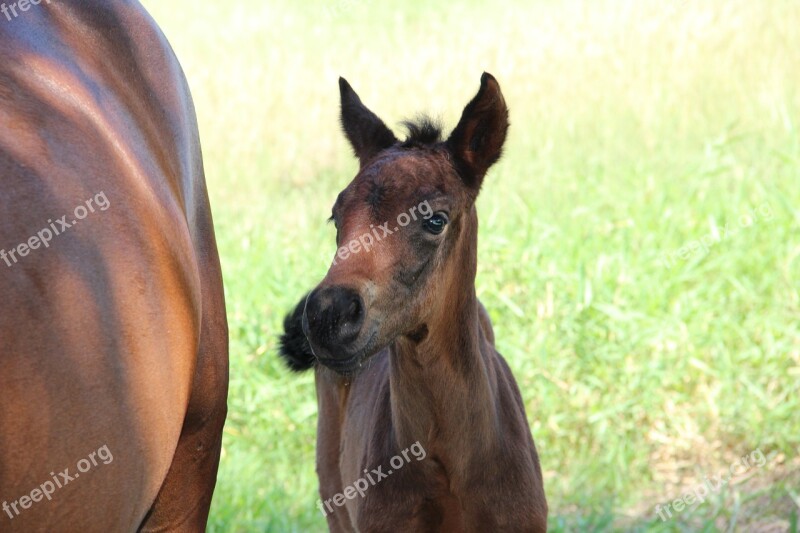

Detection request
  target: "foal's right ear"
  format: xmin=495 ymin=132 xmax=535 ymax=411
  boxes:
xmin=339 ymin=78 xmax=398 ymax=166
xmin=446 ymin=72 xmax=509 ymax=191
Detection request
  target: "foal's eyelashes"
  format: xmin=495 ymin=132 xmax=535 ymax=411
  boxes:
xmin=423 ymin=213 xmax=448 ymax=235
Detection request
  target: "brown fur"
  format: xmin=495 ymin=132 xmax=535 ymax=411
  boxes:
xmin=0 ymin=2 xmax=228 ymax=530
xmin=283 ymin=74 xmax=547 ymax=531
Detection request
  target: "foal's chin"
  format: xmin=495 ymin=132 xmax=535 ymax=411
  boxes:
xmin=310 ymin=330 xmax=382 ymax=376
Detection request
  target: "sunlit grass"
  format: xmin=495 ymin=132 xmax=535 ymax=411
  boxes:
xmin=142 ymin=0 xmax=800 ymax=530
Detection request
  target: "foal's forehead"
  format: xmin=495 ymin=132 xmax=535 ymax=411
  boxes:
xmin=346 ymin=150 xmax=456 ymax=205
xmin=335 ymin=151 xmax=455 ymax=220
xmin=333 ymin=149 xmax=464 ymax=227
xmin=364 ymin=150 xmax=445 ymax=183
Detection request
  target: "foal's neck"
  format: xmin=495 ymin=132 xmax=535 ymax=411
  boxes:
xmin=388 ymin=226 xmax=499 ymax=461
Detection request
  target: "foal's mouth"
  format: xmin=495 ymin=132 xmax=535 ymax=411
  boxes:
xmin=312 ymin=333 xmax=379 ymax=374
xmin=316 ymin=352 xmax=363 ymax=374
xmin=301 ymin=313 xmax=379 ymax=374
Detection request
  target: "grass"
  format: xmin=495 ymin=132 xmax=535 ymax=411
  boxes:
xmin=141 ymin=0 xmax=800 ymax=530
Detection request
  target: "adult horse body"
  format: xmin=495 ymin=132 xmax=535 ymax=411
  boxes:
xmin=281 ymin=74 xmax=547 ymax=531
xmin=0 ymin=1 xmax=228 ymax=531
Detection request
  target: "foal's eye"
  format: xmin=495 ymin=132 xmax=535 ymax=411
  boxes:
xmin=423 ymin=213 xmax=448 ymax=235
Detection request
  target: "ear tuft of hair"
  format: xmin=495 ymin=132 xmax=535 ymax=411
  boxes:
xmin=278 ymin=293 xmax=316 ymax=372
xmin=400 ymin=116 xmax=443 ymax=147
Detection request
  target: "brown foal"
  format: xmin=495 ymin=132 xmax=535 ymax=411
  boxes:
xmin=280 ymin=73 xmax=547 ymax=532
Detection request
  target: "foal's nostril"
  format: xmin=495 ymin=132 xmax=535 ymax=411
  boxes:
xmin=335 ymin=291 xmax=364 ymax=343
xmin=305 ymin=286 xmax=365 ymax=351
xmin=345 ymin=297 xmax=361 ymax=323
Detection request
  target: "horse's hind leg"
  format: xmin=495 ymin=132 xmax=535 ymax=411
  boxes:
xmin=139 ymin=262 xmax=229 ymax=532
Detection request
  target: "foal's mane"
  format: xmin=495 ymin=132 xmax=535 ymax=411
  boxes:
xmin=400 ymin=116 xmax=443 ymax=148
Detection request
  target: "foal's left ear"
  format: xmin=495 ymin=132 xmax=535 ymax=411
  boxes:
xmin=339 ymin=77 xmax=398 ymax=166
xmin=446 ymin=73 xmax=509 ymax=190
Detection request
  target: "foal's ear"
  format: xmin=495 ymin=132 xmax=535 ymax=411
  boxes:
xmin=446 ymin=73 xmax=509 ymax=190
xmin=339 ymin=78 xmax=398 ymax=166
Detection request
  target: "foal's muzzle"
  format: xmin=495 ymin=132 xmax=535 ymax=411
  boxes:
xmin=302 ymin=286 xmax=367 ymax=369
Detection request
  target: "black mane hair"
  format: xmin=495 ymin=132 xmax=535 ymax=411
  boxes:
xmin=400 ymin=116 xmax=443 ymax=148
xmin=278 ymin=293 xmax=316 ymax=372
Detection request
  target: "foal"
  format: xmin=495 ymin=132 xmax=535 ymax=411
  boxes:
xmin=280 ymin=73 xmax=547 ymax=532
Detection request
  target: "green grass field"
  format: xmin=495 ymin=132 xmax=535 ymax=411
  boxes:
xmin=141 ymin=0 xmax=800 ymax=530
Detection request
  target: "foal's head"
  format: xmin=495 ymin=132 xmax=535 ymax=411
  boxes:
xmin=301 ymin=73 xmax=508 ymax=374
